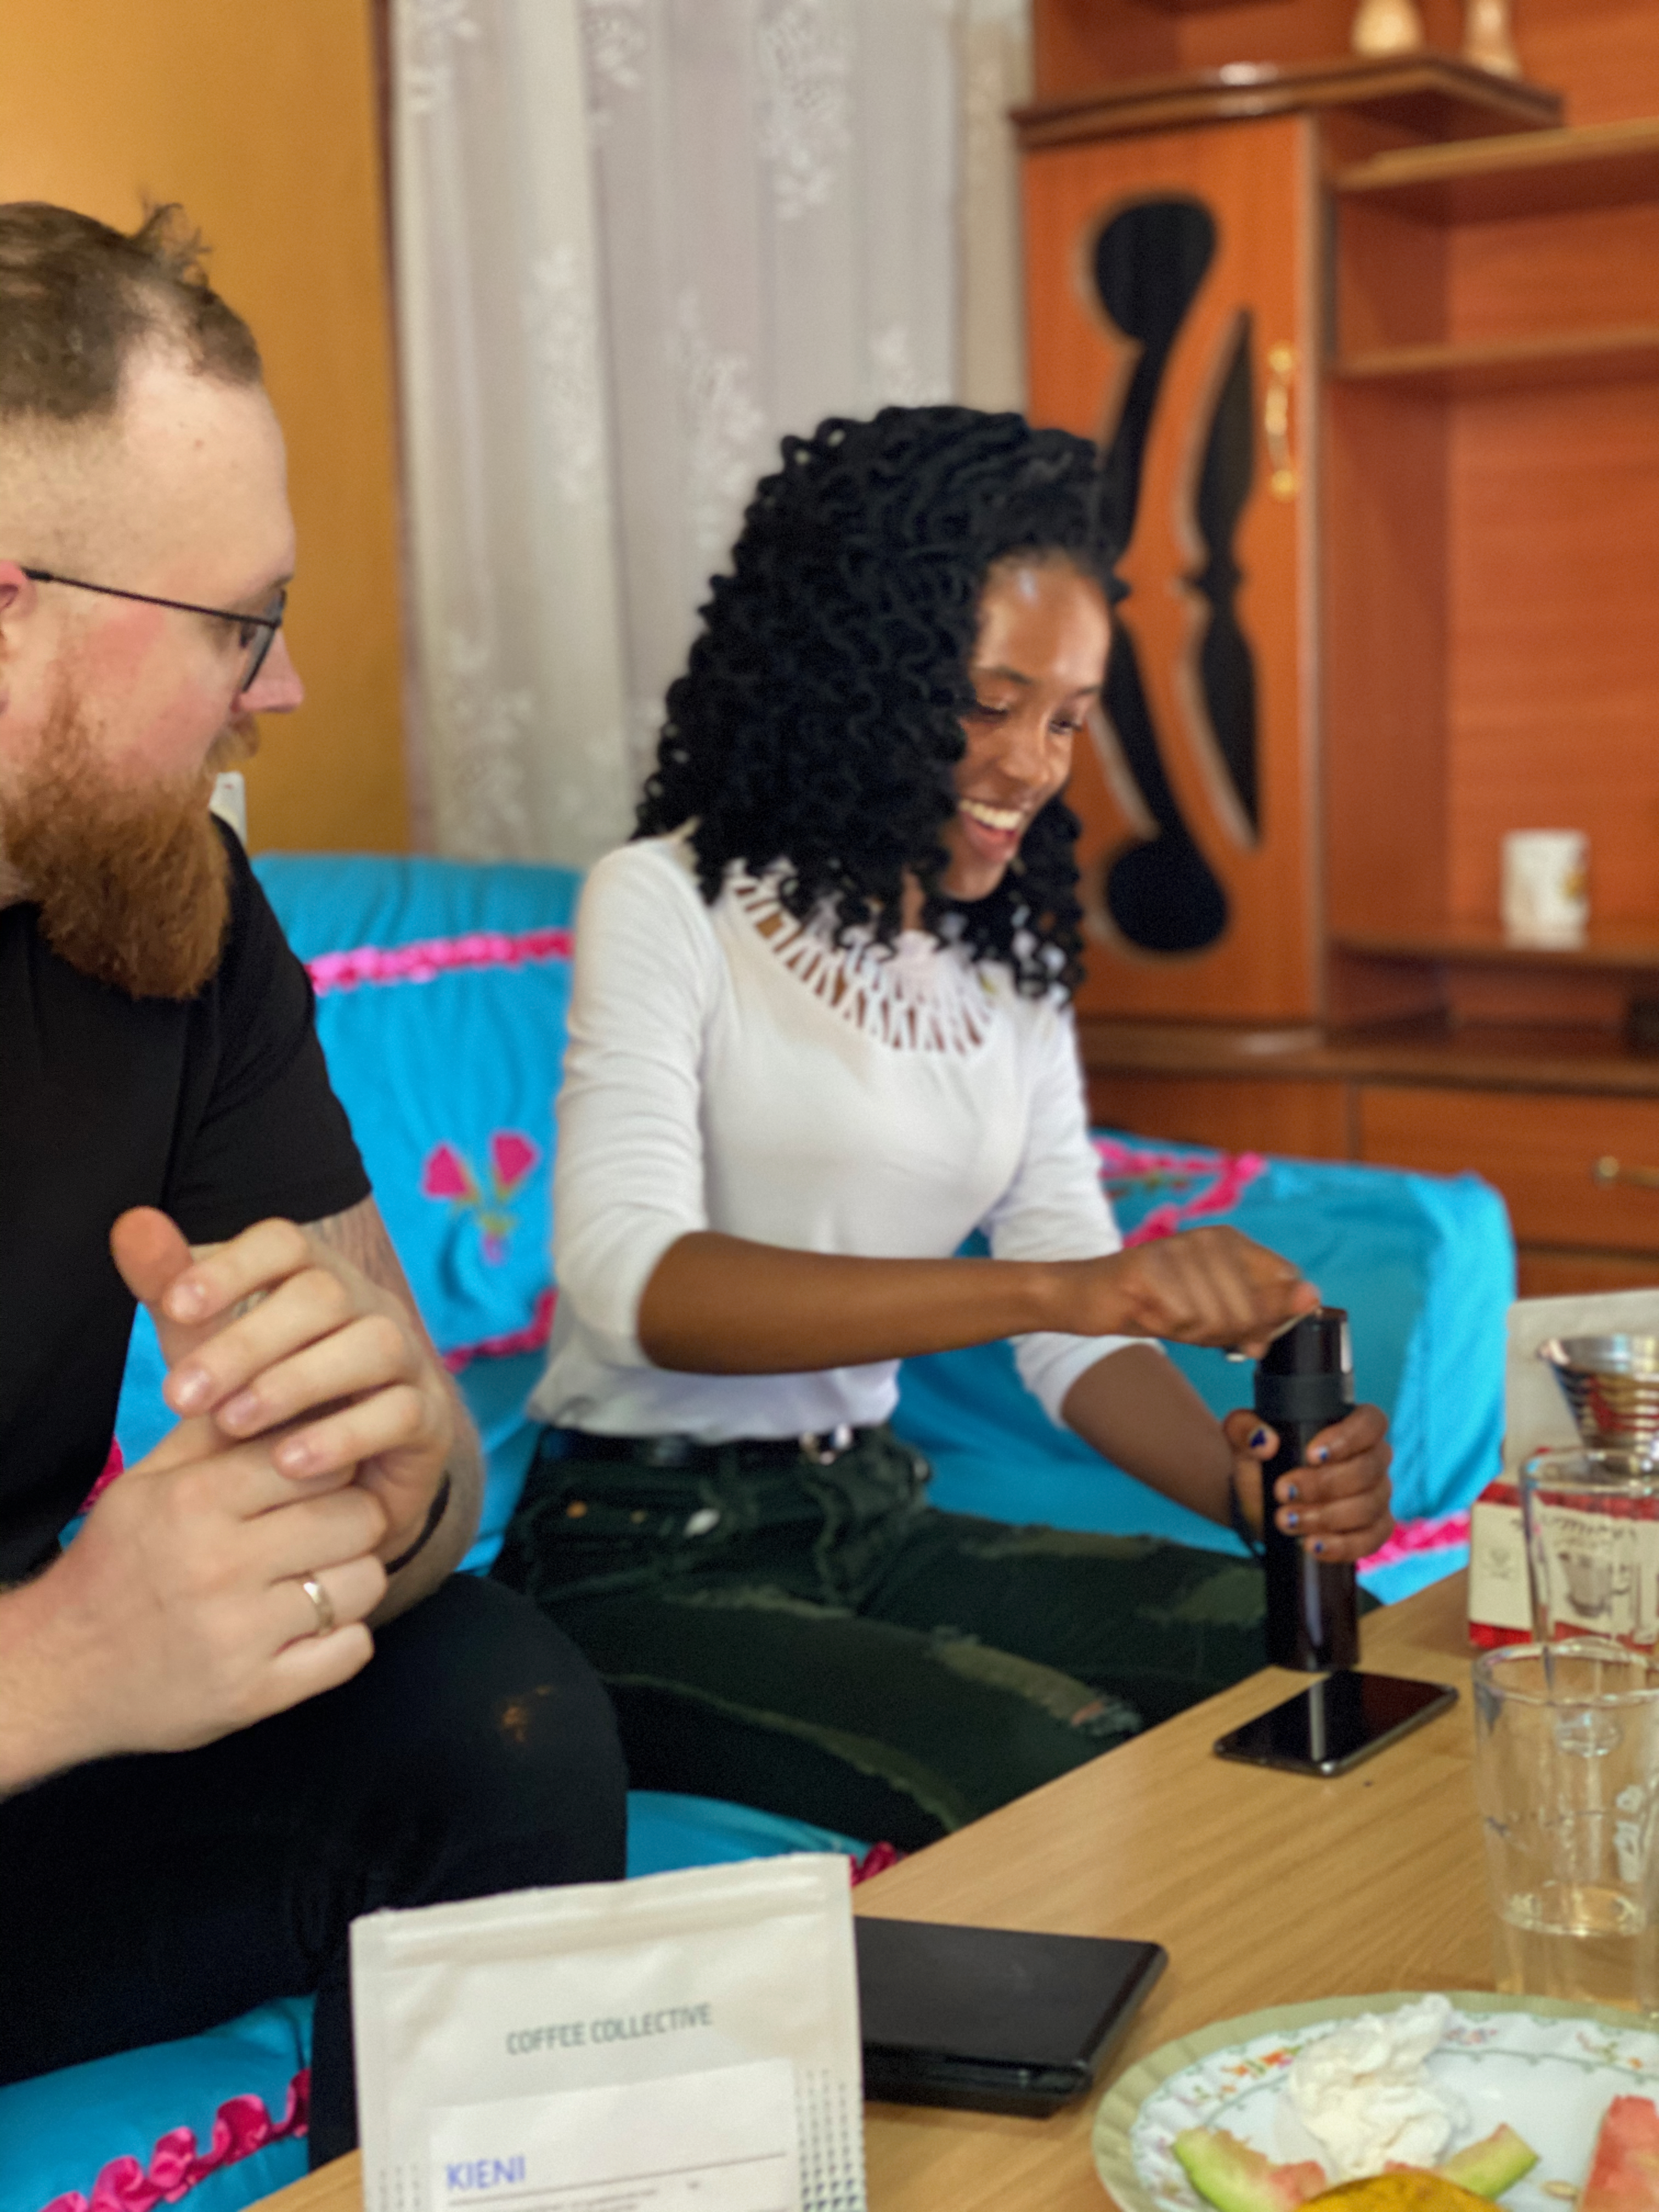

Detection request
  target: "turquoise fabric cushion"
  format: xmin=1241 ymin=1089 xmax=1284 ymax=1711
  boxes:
xmin=0 ymin=1997 xmax=312 ymax=2212
xmin=625 ymin=1792 xmax=865 ymax=1876
xmin=252 ymin=854 xmax=580 ymax=1367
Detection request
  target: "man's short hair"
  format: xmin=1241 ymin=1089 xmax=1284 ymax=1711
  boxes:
xmin=0 ymin=202 xmax=261 ymax=426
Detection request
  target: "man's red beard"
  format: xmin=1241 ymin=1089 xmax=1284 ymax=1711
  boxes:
xmin=3 ymin=691 xmax=257 ymax=1000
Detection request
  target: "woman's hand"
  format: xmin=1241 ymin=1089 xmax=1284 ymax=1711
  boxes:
xmin=1070 ymin=1227 xmax=1319 ymax=1357
xmin=1226 ymin=1404 xmax=1395 ymax=1564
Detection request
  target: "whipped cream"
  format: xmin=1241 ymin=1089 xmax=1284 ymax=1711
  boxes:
xmin=1284 ymin=1995 xmax=1468 ymax=2181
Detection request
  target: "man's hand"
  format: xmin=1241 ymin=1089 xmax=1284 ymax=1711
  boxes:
xmin=1227 ymin=1403 xmax=1395 ymax=1565
xmin=111 ymin=1206 xmax=456 ymax=1566
xmin=12 ymin=1415 xmax=389 ymax=1771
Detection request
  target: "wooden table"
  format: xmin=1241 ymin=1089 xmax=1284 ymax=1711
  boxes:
xmin=256 ymin=1572 xmax=1486 ymax=2212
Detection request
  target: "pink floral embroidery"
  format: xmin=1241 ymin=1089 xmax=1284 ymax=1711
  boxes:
xmin=1361 ymin=1510 xmax=1470 ymax=1571
xmin=1092 ymin=1136 xmax=1268 ymax=1244
xmin=442 ymin=1288 xmax=558 ymax=1375
xmin=304 ymin=927 xmax=573 ymax=998
xmin=420 ymin=1130 xmax=544 ymax=1264
xmin=38 ymin=2070 xmax=308 ymax=2212
xmin=422 ymin=1143 xmax=475 ymax=1203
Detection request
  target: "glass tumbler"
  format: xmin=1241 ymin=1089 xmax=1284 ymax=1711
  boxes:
xmin=1473 ymin=1640 xmax=1659 ymax=2016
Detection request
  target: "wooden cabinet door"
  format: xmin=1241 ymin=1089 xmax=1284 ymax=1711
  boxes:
xmin=1357 ymin=1085 xmax=1659 ymax=1254
xmin=1022 ymin=114 xmax=1317 ymax=1020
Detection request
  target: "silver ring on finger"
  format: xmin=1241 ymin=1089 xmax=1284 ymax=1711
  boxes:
xmin=300 ymin=1575 xmax=337 ymax=1638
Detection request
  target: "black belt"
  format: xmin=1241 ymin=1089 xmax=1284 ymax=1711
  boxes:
xmin=545 ymin=1424 xmax=869 ymax=1472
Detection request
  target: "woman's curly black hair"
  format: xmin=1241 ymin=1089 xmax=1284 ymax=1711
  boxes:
xmin=635 ymin=405 xmax=1120 ymax=998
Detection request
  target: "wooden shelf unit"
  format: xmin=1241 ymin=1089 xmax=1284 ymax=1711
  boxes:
xmin=1331 ymin=329 xmax=1659 ymax=396
xmin=1017 ymin=50 xmax=1559 ymax=147
xmin=1333 ymin=923 xmax=1659 ymax=972
xmin=1025 ymin=0 xmax=1659 ymax=1292
xmin=1325 ymin=108 xmax=1659 ymax=1053
xmin=1333 ymin=116 xmax=1659 ymax=223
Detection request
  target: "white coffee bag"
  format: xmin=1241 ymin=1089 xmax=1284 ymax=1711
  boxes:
xmin=351 ymin=1853 xmax=865 ymax=2212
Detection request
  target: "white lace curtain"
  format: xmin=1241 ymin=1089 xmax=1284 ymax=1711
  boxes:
xmin=391 ymin=0 xmax=1029 ymax=864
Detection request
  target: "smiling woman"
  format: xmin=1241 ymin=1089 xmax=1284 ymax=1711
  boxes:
xmin=943 ymin=559 xmax=1109 ymax=909
xmin=489 ymin=404 xmax=1395 ymax=1849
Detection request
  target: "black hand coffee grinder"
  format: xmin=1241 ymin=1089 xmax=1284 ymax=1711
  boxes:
xmin=1256 ymin=1308 xmax=1359 ymax=1671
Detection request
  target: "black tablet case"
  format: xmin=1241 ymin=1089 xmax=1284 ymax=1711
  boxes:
xmin=855 ymin=1916 xmax=1167 ymax=2117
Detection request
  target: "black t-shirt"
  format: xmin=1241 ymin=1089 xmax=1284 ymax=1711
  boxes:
xmin=0 ymin=826 xmax=370 ymax=1580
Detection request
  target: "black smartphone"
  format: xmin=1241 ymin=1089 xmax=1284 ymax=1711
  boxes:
xmin=1212 ymin=1668 xmax=1457 ymax=1778
xmin=855 ymin=1916 xmax=1166 ymax=2118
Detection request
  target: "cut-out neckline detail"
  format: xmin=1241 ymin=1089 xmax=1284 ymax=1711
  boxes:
xmin=729 ymin=874 xmax=995 ymax=1056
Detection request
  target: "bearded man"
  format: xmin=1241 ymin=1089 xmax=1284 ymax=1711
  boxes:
xmin=0 ymin=204 xmax=625 ymax=2164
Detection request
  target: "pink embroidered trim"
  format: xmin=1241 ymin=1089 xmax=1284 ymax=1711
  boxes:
xmin=305 ymin=927 xmax=573 ymax=998
xmin=1361 ymin=1510 xmax=1471 ymax=1571
xmin=1092 ymin=1136 xmax=1269 ymax=1245
xmin=442 ymin=1288 xmax=557 ymax=1375
xmin=38 ymin=2069 xmax=308 ymax=2212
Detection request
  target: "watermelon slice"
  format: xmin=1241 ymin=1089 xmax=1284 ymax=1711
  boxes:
xmin=1436 ymin=2126 xmax=1539 ymax=2198
xmin=1580 ymin=2096 xmax=1659 ymax=2212
xmin=1174 ymin=2127 xmax=1330 ymax=2212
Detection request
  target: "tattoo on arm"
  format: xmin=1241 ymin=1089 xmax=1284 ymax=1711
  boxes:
xmin=305 ymin=1199 xmax=424 ymax=1325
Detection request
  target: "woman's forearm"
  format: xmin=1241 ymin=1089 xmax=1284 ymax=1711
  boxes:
xmin=634 ymin=1226 xmax=1315 ymax=1376
xmin=636 ymin=1232 xmax=1071 ymax=1373
xmin=1060 ymin=1346 xmax=1234 ymax=1522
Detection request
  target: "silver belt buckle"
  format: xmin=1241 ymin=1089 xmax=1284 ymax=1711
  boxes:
xmin=800 ymin=1424 xmax=854 ymax=1465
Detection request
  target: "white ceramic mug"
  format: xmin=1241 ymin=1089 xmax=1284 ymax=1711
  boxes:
xmin=1502 ymin=830 xmax=1588 ymax=945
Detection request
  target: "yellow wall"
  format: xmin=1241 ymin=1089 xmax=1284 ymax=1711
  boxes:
xmin=0 ymin=0 xmax=409 ymax=851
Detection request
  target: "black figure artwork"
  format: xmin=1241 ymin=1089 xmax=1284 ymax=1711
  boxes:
xmin=1092 ymin=196 xmax=1261 ymax=956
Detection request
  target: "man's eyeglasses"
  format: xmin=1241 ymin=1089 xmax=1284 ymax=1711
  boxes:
xmin=21 ymin=567 xmax=288 ymax=695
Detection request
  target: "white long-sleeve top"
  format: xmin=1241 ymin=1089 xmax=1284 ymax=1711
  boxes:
xmin=532 ymin=833 xmax=1142 ymax=1440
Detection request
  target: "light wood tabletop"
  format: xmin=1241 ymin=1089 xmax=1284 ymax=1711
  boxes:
xmin=254 ymin=1571 xmax=1485 ymax=2212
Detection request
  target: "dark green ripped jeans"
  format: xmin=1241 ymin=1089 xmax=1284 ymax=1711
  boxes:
xmin=490 ymin=1425 xmax=1267 ymax=1851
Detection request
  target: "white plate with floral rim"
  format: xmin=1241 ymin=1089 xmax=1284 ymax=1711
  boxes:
xmin=1092 ymin=1993 xmax=1659 ymax=2212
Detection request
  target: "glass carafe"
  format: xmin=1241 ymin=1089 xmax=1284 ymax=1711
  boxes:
xmin=1520 ymin=1337 xmax=1659 ymax=1659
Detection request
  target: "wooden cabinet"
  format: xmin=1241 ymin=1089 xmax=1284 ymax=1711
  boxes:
xmin=1027 ymin=0 xmax=1659 ymax=1293
xmin=1090 ymin=1072 xmax=1352 ymax=1160
xmin=1354 ymin=1088 xmax=1659 ymax=1250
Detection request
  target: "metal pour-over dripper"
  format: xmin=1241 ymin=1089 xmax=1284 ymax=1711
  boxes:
xmin=1538 ymin=1335 xmax=1659 ymax=1459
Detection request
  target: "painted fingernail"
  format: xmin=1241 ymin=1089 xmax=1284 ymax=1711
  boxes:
xmin=169 ymin=1366 xmax=210 ymax=1412
xmin=1282 ymin=1481 xmax=1300 ymax=1503
xmin=1284 ymin=1510 xmax=1301 ymax=1531
xmin=221 ymin=1391 xmax=261 ymax=1430
xmin=1312 ymin=1539 xmax=1326 ymax=1555
xmin=167 ymin=1282 xmax=207 ymax=1320
xmin=1249 ymin=1427 xmax=1269 ymax=1451
xmin=1312 ymin=1446 xmax=1331 ymax=1465
xmin=274 ymin=1437 xmax=315 ymax=1474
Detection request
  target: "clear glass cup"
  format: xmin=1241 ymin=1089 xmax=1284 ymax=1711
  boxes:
xmin=1472 ymin=1641 xmax=1659 ymax=2016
